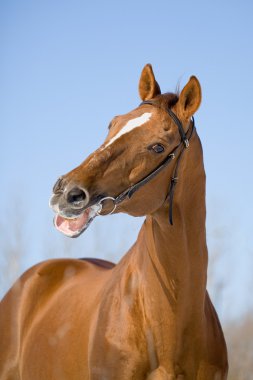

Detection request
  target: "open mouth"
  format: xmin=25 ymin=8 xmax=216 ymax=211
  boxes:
xmin=54 ymin=204 xmax=101 ymax=238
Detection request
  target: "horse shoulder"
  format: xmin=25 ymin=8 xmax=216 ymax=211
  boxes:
xmin=0 ymin=258 xmax=113 ymax=379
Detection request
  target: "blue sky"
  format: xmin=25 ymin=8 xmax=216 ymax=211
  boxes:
xmin=1 ymin=0 xmax=253 ymax=319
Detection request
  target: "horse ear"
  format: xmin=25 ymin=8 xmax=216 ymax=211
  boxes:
xmin=139 ymin=64 xmax=161 ymax=101
xmin=178 ymin=76 xmax=202 ymax=119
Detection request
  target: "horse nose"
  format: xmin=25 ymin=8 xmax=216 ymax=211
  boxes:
xmin=66 ymin=187 xmax=89 ymax=206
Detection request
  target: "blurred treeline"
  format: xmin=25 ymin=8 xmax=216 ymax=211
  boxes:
xmin=0 ymin=204 xmax=252 ymax=379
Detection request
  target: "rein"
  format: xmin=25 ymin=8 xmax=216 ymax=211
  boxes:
xmin=96 ymin=101 xmax=195 ymax=225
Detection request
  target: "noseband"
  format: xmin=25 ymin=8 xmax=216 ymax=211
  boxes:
xmin=96 ymin=101 xmax=195 ymax=225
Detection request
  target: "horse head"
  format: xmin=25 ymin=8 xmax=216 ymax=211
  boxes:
xmin=50 ymin=64 xmax=201 ymax=237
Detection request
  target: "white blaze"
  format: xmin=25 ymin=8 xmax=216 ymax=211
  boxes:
xmin=105 ymin=112 xmax=152 ymax=147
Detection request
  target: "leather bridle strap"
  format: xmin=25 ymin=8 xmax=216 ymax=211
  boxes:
xmin=97 ymin=100 xmax=195 ymax=225
xmin=167 ymin=108 xmax=190 ymax=148
xmin=114 ymin=148 xmax=178 ymax=204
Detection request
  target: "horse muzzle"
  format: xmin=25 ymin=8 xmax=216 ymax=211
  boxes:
xmin=49 ymin=179 xmax=98 ymax=237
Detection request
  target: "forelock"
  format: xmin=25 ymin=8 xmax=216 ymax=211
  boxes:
xmin=150 ymin=93 xmax=179 ymax=110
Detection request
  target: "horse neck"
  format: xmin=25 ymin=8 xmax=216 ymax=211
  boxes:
xmin=136 ymin=132 xmax=208 ymax=311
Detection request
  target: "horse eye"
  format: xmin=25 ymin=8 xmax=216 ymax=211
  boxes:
xmin=150 ymin=144 xmax=165 ymax=153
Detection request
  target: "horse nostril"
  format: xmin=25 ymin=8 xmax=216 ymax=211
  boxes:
xmin=53 ymin=176 xmax=64 ymax=193
xmin=67 ymin=187 xmax=87 ymax=204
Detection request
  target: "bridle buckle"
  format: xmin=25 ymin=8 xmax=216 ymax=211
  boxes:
xmin=171 ymin=177 xmax=178 ymax=184
xmin=183 ymin=139 xmax=189 ymax=148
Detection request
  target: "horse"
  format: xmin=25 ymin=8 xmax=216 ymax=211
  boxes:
xmin=0 ymin=64 xmax=228 ymax=379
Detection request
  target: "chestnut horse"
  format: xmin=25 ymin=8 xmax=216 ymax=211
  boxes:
xmin=0 ymin=64 xmax=228 ymax=379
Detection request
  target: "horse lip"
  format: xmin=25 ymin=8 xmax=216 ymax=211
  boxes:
xmin=55 ymin=207 xmax=87 ymax=220
xmin=53 ymin=202 xmax=102 ymax=238
xmin=53 ymin=210 xmax=92 ymax=238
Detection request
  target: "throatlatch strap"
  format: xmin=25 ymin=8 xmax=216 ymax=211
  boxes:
xmin=167 ymin=118 xmax=195 ymax=225
xmin=140 ymin=101 xmax=195 ymax=225
xmin=168 ymin=148 xmax=184 ymax=225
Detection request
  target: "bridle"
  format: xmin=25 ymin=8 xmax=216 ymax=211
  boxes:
xmin=95 ymin=100 xmax=195 ymax=225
